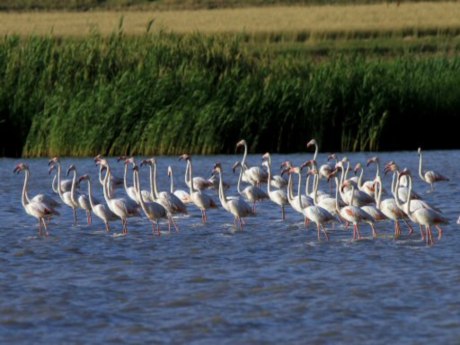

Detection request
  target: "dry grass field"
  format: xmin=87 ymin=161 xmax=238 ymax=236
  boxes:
xmin=1 ymin=2 xmax=460 ymax=38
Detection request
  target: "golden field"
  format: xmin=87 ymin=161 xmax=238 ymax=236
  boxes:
xmin=1 ymin=2 xmax=460 ymax=37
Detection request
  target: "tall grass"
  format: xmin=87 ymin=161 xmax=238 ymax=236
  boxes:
xmin=1 ymin=32 xmax=460 ymax=157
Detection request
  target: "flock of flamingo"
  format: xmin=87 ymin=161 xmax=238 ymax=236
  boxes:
xmin=14 ymin=139 xmax=452 ymax=245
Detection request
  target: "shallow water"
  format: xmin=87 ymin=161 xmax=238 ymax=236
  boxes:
xmin=1 ymin=151 xmax=459 ymax=344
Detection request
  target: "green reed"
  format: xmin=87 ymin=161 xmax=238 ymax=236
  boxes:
xmin=1 ymin=32 xmax=459 ymax=157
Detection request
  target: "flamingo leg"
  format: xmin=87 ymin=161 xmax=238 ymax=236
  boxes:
xmin=321 ymin=224 xmax=330 ymax=241
xmin=317 ymin=224 xmax=321 ymax=241
xmin=87 ymin=211 xmax=92 ymax=225
xmin=73 ymin=208 xmax=77 ymax=226
xmin=403 ymin=219 xmax=415 ymax=236
xmin=105 ymin=222 xmax=110 ymax=232
xmin=435 ymin=225 xmax=443 ymax=240
xmin=252 ymin=202 xmax=256 ymax=214
xmin=41 ymin=218 xmax=49 ymax=236
xmin=281 ymin=206 xmax=285 ymax=221
xmin=370 ymin=223 xmax=377 ymax=238
xmin=170 ymin=217 xmax=179 ymax=233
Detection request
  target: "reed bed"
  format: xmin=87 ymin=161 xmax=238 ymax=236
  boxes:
xmin=0 ymin=33 xmax=459 ymax=157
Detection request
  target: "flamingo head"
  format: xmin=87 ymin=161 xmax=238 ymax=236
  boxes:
xmin=288 ymin=166 xmax=300 ymax=175
xmin=94 ymin=154 xmax=103 ymax=163
xmin=48 ymin=156 xmax=60 ymax=166
xmin=384 ymin=161 xmax=398 ymax=175
xmin=335 ymin=160 xmax=344 ymax=170
xmin=353 ymin=162 xmax=362 ymax=175
xmin=78 ymin=174 xmax=90 ymax=183
xmin=66 ymin=164 xmax=76 ymax=176
xmin=116 ymin=155 xmax=127 ymax=162
xmin=327 ymin=153 xmax=337 ymax=161
xmin=141 ymin=158 xmax=155 ymax=167
xmin=167 ymin=166 xmax=173 ymax=177
xmin=13 ymin=163 xmax=28 ymax=174
xmin=306 ymin=139 xmax=317 ymax=148
xmin=179 ymin=154 xmax=190 ymax=162
xmin=95 ymin=158 xmax=108 ymax=167
xmin=300 ymin=159 xmax=315 ymax=171
xmin=367 ymin=156 xmax=379 ymax=166
xmin=280 ymin=160 xmax=292 ymax=169
xmin=132 ymin=163 xmax=140 ymax=172
xmin=262 ymin=152 xmax=270 ymax=161
xmin=236 ymin=139 xmax=246 ymax=149
xmin=417 ymin=147 xmax=422 ymax=155
xmin=398 ymin=168 xmax=412 ymax=179
xmin=212 ymin=162 xmax=222 ymax=174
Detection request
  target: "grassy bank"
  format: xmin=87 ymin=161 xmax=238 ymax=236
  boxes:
xmin=1 ymin=33 xmax=459 ymax=157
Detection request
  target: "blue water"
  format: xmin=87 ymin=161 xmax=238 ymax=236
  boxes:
xmin=1 ymin=151 xmax=459 ymax=344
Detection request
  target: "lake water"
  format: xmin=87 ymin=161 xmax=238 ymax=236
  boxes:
xmin=1 ymin=150 xmax=459 ymax=344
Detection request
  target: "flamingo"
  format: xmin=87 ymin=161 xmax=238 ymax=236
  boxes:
xmin=262 ymin=153 xmax=289 ymax=220
xmin=281 ymin=161 xmax=313 ymax=217
xmin=354 ymin=162 xmax=375 ymax=197
xmin=213 ymin=163 xmax=254 ymax=229
xmin=167 ymin=166 xmax=191 ymax=204
xmin=141 ymin=158 xmax=187 ymax=216
xmin=181 ymin=156 xmax=213 ymax=191
xmin=417 ymin=147 xmax=449 ymax=192
xmin=398 ymin=169 xmax=448 ymax=245
xmin=49 ymin=157 xmax=80 ymax=226
xmin=290 ymin=166 xmax=335 ymax=240
xmin=335 ymin=177 xmax=374 ymax=240
xmin=133 ymin=164 xmax=176 ymax=235
xmin=384 ymin=161 xmax=422 ymax=202
xmin=94 ymin=154 xmax=123 ymax=194
xmin=14 ymin=163 xmax=60 ymax=236
xmin=307 ymin=139 xmax=336 ymax=183
xmin=233 ymin=161 xmax=268 ymax=213
xmin=359 ymin=178 xmax=388 ymax=238
xmin=374 ymin=176 xmax=413 ymax=239
xmin=96 ymin=158 xmax=140 ymax=235
xmin=78 ymin=174 xmax=118 ymax=232
xmin=179 ymin=154 xmax=218 ymax=223
xmin=66 ymin=164 xmax=96 ymax=225
xmin=236 ymin=139 xmax=268 ymax=186
xmin=301 ymin=160 xmax=344 ymax=221
xmin=334 ymin=161 xmax=374 ymax=207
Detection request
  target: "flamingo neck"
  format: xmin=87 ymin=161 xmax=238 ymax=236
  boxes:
xmin=357 ymin=167 xmax=364 ymax=188
xmin=21 ymin=169 xmax=30 ymax=207
xmin=169 ymin=168 xmax=175 ymax=194
xmin=101 ymin=165 xmax=112 ymax=204
xmin=56 ymin=162 xmax=65 ymax=200
xmin=123 ymin=163 xmax=130 ymax=193
xmin=236 ymin=166 xmax=243 ymax=195
xmin=241 ymin=143 xmax=248 ymax=168
xmin=69 ymin=170 xmax=78 ymax=204
xmin=217 ymin=170 xmax=228 ymax=209
xmin=297 ymin=172 xmax=303 ymax=207
xmin=51 ymin=174 xmax=59 ymax=194
xmin=188 ymin=160 xmax=196 ymax=194
xmin=86 ymin=179 xmax=97 ymax=209
xmin=134 ymin=170 xmax=149 ymax=216
xmin=418 ymin=151 xmax=425 ymax=181
xmin=312 ymin=143 xmax=318 ymax=161
xmin=152 ymin=162 xmax=160 ymax=199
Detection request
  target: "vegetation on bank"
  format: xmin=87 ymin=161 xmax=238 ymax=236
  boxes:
xmin=0 ymin=32 xmax=459 ymax=157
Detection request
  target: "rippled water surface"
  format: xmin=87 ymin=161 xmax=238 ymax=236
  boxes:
xmin=1 ymin=151 xmax=459 ymax=344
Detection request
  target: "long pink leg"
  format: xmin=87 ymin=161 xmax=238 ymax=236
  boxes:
xmin=281 ymin=206 xmax=285 ymax=221
xmin=435 ymin=225 xmax=443 ymax=240
xmin=321 ymin=225 xmax=330 ymax=241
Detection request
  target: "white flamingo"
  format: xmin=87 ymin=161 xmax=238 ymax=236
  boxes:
xmin=79 ymin=174 xmax=118 ymax=232
xmin=179 ymin=154 xmax=218 ymax=223
xmin=133 ymin=164 xmax=176 ymax=235
xmin=14 ymin=163 xmax=60 ymax=236
xmin=418 ymin=147 xmax=449 ymax=192
xmin=262 ymin=153 xmax=288 ymax=220
xmin=167 ymin=166 xmax=191 ymax=204
xmin=141 ymin=158 xmax=187 ymax=216
xmin=290 ymin=166 xmax=335 ymax=240
xmin=236 ymin=139 xmax=268 ymax=186
xmin=281 ymin=161 xmax=313 ymax=217
xmin=335 ymin=177 xmax=374 ymax=240
xmin=96 ymin=158 xmax=140 ymax=235
xmin=49 ymin=157 xmax=80 ymax=226
xmin=233 ymin=161 xmax=268 ymax=213
xmin=398 ymin=169 xmax=448 ymax=245
xmin=213 ymin=163 xmax=254 ymax=229
xmin=67 ymin=164 xmax=94 ymax=225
